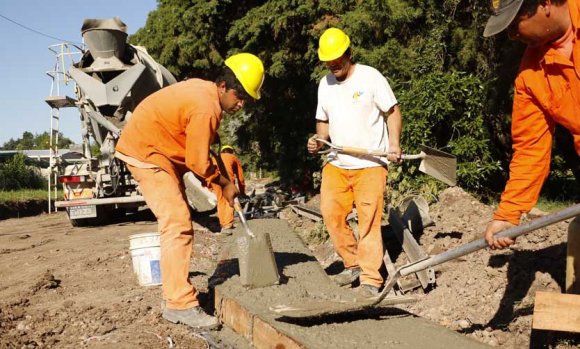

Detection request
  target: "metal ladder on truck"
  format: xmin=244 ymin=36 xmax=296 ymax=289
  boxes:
xmin=44 ymin=43 xmax=81 ymax=213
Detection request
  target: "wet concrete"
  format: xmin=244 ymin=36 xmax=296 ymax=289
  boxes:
xmin=236 ymin=230 xmax=280 ymax=288
xmin=214 ymin=219 xmax=490 ymax=349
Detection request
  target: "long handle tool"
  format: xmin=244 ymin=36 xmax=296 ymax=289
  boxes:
xmin=270 ymin=203 xmax=580 ymax=318
xmin=315 ymin=138 xmax=456 ymax=186
xmin=234 ymin=198 xmax=280 ymax=288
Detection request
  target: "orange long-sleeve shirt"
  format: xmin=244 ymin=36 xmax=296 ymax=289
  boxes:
xmin=494 ymin=0 xmax=580 ymax=225
xmin=116 ymin=79 xmax=222 ymax=185
xmin=219 ymin=152 xmax=245 ymax=193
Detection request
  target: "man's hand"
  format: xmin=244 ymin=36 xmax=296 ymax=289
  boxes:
xmin=307 ymin=135 xmax=323 ymax=154
xmin=222 ymin=181 xmax=239 ymax=207
xmin=387 ymin=143 xmax=402 ymax=163
xmin=484 ymin=220 xmax=517 ymax=250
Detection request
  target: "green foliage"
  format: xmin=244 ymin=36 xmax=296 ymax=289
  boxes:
xmin=397 ymin=71 xmax=500 ymax=192
xmin=1 ymin=131 xmax=73 ymax=151
xmin=131 ymin=0 xmax=575 ymax=199
xmin=0 ymin=189 xmax=49 ymax=203
xmin=0 ymin=153 xmax=45 ymax=191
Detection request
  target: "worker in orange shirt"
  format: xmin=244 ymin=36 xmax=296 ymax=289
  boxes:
xmin=483 ymin=0 xmax=579 ymax=293
xmin=307 ymin=28 xmax=403 ymax=297
xmin=115 ymin=53 xmax=265 ymax=328
xmin=212 ymin=145 xmax=246 ymax=235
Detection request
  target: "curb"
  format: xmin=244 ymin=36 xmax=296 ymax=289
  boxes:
xmin=215 ymin=287 xmax=306 ymax=349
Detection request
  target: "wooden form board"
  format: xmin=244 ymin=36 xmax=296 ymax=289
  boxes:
xmin=532 ymin=291 xmax=580 ymax=333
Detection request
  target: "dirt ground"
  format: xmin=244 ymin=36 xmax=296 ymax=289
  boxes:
xmin=0 ymin=186 xmax=578 ymax=348
xmin=0 ymin=209 xmax=248 ymax=349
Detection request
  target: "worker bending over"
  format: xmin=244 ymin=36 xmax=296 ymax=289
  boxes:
xmin=213 ymin=145 xmax=246 ymax=235
xmin=483 ymin=0 xmax=579 ymax=293
xmin=115 ymin=53 xmax=265 ymax=328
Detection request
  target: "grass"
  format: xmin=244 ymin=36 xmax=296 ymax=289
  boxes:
xmin=0 ymin=189 xmax=52 ymax=203
xmin=535 ymin=197 xmax=575 ymax=213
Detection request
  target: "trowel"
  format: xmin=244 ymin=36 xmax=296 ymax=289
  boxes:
xmin=234 ymin=198 xmax=280 ymax=288
xmin=270 ymin=203 xmax=580 ymax=318
xmin=315 ymin=139 xmax=457 ymax=186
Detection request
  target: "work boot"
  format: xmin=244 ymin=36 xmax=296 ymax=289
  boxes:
xmin=162 ymin=306 xmax=220 ymax=329
xmin=359 ymin=284 xmax=380 ymax=297
xmin=219 ymin=226 xmax=234 ymax=236
xmin=333 ymin=268 xmax=361 ymax=287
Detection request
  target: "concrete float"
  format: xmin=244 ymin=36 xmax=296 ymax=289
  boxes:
xmin=213 ymin=219 xmax=489 ymax=349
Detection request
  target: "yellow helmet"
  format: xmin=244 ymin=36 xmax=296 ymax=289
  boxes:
xmin=224 ymin=53 xmax=265 ymax=100
xmin=318 ymin=28 xmax=350 ymax=62
xmin=220 ymin=145 xmax=234 ymax=152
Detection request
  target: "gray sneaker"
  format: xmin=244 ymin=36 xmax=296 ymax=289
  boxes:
xmin=219 ymin=227 xmax=234 ymax=236
xmin=162 ymin=306 xmax=220 ymax=329
xmin=359 ymin=284 xmax=380 ymax=297
xmin=333 ymin=268 xmax=361 ymax=287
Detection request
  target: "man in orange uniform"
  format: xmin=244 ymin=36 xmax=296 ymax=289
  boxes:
xmin=115 ymin=53 xmax=265 ymax=328
xmin=483 ymin=0 xmax=579 ymax=293
xmin=307 ymin=28 xmax=403 ymax=296
xmin=213 ymin=145 xmax=246 ymax=234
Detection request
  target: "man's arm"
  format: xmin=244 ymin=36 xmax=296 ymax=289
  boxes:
xmin=385 ymin=105 xmax=402 ymax=163
xmin=185 ymin=113 xmax=220 ymax=184
xmin=307 ymin=120 xmax=329 ymax=153
xmin=185 ymin=113 xmax=237 ymax=205
xmin=484 ymin=79 xmax=553 ymax=249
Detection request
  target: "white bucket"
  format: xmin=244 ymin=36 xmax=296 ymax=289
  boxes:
xmin=129 ymin=232 xmax=162 ymax=286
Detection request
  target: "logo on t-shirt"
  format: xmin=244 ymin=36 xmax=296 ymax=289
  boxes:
xmin=352 ymin=90 xmax=365 ymax=102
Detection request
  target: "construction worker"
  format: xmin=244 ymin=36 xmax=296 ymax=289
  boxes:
xmin=213 ymin=145 xmax=246 ymax=235
xmin=306 ymin=28 xmax=403 ymax=296
xmin=483 ymin=0 xmax=580 ymax=293
xmin=115 ymin=53 xmax=265 ymax=328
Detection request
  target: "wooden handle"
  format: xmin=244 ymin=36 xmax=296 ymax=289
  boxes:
xmin=341 ymin=146 xmax=388 ymax=156
xmin=401 ymin=152 xmax=425 ymax=160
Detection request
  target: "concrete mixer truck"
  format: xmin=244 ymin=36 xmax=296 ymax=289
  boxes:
xmin=48 ymin=18 xmax=216 ymax=226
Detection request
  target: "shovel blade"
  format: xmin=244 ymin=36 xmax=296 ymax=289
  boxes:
xmin=418 ymin=145 xmax=456 ymax=186
xmin=237 ymin=232 xmax=280 ymax=288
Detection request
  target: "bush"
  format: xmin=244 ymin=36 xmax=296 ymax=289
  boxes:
xmin=393 ymin=71 xmax=501 ymax=200
xmin=0 ymin=153 xmax=46 ymax=191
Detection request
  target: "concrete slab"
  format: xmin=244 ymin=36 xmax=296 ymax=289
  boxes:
xmin=213 ymin=219 xmax=489 ymax=349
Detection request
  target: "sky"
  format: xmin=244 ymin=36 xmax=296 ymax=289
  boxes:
xmin=0 ymin=0 xmax=158 ymax=146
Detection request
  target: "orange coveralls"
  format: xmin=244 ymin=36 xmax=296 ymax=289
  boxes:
xmin=493 ymin=0 xmax=580 ymax=225
xmin=116 ymin=79 xmax=222 ymax=310
xmin=212 ymin=152 xmax=245 ymax=228
xmin=321 ymin=164 xmax=387 ymax=288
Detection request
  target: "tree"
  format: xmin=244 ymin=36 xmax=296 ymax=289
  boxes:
xmin=130 ymin=0 xmax=576 ymax=199
xmin=0 ymin=153 xmax=45 ymax=191
xmin=1 ymin=131 xmax=74 ymax=151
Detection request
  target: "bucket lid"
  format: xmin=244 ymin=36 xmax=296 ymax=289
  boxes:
xmin=129 ymin=232 xmax=160 ymax=240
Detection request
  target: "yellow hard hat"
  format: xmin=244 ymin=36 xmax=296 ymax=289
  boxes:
xmin=318 ymin=28 xmax=350 ymax=62
xmin=220 ymin=145 xmax=234 ymax=152
xmin=224 ymin=53 xmax=265 ymax=100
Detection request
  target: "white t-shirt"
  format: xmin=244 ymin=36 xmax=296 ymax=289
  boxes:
xmin=315 ymin=64 xmax=398 ymax=169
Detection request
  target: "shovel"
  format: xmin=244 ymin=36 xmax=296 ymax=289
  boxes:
xmin=270 ymin=203 xmax=580 ymax=318
xmin=234 ymin=198 xmax=280 ymax=288
xmin=315 ymin=139 xmax=456 ymax=186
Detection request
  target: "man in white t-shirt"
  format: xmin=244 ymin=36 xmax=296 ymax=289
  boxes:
xmin=307 ymin=27 xmax=403 ymax=296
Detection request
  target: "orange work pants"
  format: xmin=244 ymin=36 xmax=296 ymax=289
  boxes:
xmin=211 ymin=183 xmax=235 ymax=228
xmin=127 ymin=165 xmax=199 ymax=310
xmin=320 ymin=164 xmax=387 ymax=288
